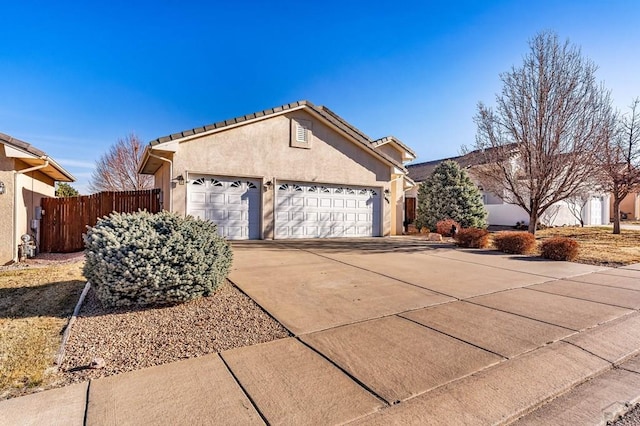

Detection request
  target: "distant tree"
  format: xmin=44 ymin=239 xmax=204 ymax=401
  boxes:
xmin=563 ymin=193 xmax=591 ymax=227
xmin=473 ymin=31 xmax=613 ymax=234
xmin=415 ymin=160 xmax=487 ymax=231
xmin=597 ymin=98 xmax=640 ymax=234
xmin=55 ymin=182 xmax=80 ymax=197
xmin=89 ymin=134 xmax=153 ymax=192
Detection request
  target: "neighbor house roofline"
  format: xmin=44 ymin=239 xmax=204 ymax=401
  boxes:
xmin=0 ymin=132 xmax=75 ymax=182
xmin=407 ymin=145 xmax=521 ymax=183
xmin=140 ymin=100 xmax=407 ymax=174
xmin=371 ymin=136 xmax=417 ymax=159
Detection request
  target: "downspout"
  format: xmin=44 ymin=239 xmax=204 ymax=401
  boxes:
xmin=148 ymin=153 xmax=173 ymax=212
xmin=13 ymin=158 xmax=49 ymax=262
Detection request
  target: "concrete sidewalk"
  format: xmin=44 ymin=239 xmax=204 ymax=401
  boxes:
xmin=3 ymin=239 xmax=640 ymax=425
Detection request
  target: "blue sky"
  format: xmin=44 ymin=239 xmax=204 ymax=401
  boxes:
xmin=2 ymin=0 xmax=639 ymax=194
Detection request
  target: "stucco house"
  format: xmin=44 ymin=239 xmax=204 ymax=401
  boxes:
xmin=405 ymin=150 xmax=610 ymax=228
xmin=611 ymin=192 xmax=640 ymax=221
xmin=138 ymin=100 xmax=416 ymax=239
xmin=0 ymin=133 xmax=75 ymax=264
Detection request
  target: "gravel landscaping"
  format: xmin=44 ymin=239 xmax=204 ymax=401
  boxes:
xmin=57 ymin=280 xmax=291 ymax=386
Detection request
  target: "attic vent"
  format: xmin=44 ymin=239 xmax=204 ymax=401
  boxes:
xmin=291 ymin=118 xmax=312 ymax=149
xmin=296 ymin=122 xmax=309 ymax=143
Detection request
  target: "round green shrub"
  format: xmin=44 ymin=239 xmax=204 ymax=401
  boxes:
xmin=83 ymin=211 xmax=233 ymax=307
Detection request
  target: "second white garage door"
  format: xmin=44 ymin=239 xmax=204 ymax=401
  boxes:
xmin=275 ymin=182 xmax=381 ymax=238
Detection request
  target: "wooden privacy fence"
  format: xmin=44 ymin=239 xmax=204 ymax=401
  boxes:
xmin=40 ymin=189 xmax=162 ymax=253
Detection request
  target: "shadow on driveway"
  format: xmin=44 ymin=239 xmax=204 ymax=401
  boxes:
xmin=231 ymin=237 xmax=456 ymax=254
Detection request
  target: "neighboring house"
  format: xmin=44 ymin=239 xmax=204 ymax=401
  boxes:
xmin=405 ymin=149 xmax=610 ymax=227
xmin=138 ymin=100 xmax=416 ymax=239
xmin=0 ymin=133 xmax=75 ymax=264
xmin=611 ymin=192 xmax=640 ymax=221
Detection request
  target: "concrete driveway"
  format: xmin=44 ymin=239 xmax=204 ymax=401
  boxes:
xmin=4 ymin=238 xmax=640 ymax=425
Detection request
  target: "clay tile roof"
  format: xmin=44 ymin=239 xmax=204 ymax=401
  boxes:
xmin=0 ymin=132 xmax=75 ymax=181
xmin=149 ymin=100 xmax=311 ymax=145
xmin=371 ymin=136 xmax=416 ymax=157
xmin=0 ymin=132 xmax=47 ymax=158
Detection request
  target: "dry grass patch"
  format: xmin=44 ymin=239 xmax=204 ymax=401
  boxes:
xmin=536 ymin=227 xmax=640 ymax=266
xmin=0 ymin=262 xmax=85 ymax=399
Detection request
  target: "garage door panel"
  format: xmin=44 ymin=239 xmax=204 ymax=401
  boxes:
xmin=227 ymin=194 xmax=243 ymax=205
xmin=209 ymin=193 xmax=224 ymax=203
xmin=291 ymin=212 xmax=305 ymax=221
xmin=226 ymin=226 xmax=244 ymax=239
xmin=227 ymin=210 xmax=243 ymax=220
xmin=187 ymin=175 xmax=261 ymax=240
xmin=209 ymin=210 xmax=226 ymax=221
xmin=191 ymin=192 xmax=206 ymax=203
xmin=190 ymin=209 xmax=205 ymax=220
xmin=275 ymin=181 xmax=380 ymax=239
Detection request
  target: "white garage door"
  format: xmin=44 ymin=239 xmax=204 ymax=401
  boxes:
xmin=589 ymin=197 xmax=602 ymax=225
xmin=187 ymin=175 xmax=261 ymax=240
xmin=275 ymin=182 xmax=381 ymax=238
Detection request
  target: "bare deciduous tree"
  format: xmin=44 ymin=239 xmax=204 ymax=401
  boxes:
xmin=473 ymin=31 xmax=613 ymax=234
xmin=89 ymin=134 xmax=153 ymax=192
xmin=597 ymin=98 xmax=640 ymax=234
xmin=564 ymin=193 xmax=592 ymax=227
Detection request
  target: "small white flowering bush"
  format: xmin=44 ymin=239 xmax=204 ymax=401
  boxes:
xmin=83 ymin=211 xmax=232 ymax=307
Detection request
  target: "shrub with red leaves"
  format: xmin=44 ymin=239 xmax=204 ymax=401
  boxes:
xmin=436 ymin=219 xmax=461 ymax=237
xmin=455 ymin=228 xmax=490 ymax=248
xmin=493 ymin=231 xmax=536 ymax=254
xmin=540 ymin=237 xmax=579 ymax=261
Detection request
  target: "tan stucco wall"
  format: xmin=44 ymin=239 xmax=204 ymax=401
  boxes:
xmin=375 ymin=144 xmax=403 ymax=164
xmin=14 ymin=160 xmax=55 ymax=258
xmin=611 ymin=192 xmax=640 ymax=220
xmin=153 ymin=161 xmax=172 ymax=211
xmin=0 ymin=156 xmax=55 ymax=264
xmin=0 ymin=153 xmax=15 ymax=264
xmin=390 ymin=176 xmax=405 ymax=234
xmin=160 ymin=110 xmax=397 ymax=237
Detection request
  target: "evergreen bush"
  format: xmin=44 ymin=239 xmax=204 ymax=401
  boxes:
xmin=540 ymin=237 xmax=579 ymax=261
xmin=455 ymin=228 xmax=490 ymax=248
xmin=415 ymin=160 xmax=487 ymax=231
xmin=493 ymin=231 xmax=536 ymax=254
xmin=83 ymin=211 xmax=233 ymax=307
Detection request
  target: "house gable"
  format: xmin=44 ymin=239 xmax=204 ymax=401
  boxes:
xmin=140 ymin=100 xmax=405 ymax=176
xmin=170 ymin=109 xmax=393 ymax=186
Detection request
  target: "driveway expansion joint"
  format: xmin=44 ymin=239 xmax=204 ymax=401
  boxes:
xmin=397 ymin=313 xmax=509 ymax=360
xmin=217 ymin=353 xmax=269 ymax=425
xmin=294 ymin=337 xmax=390 ymax=407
